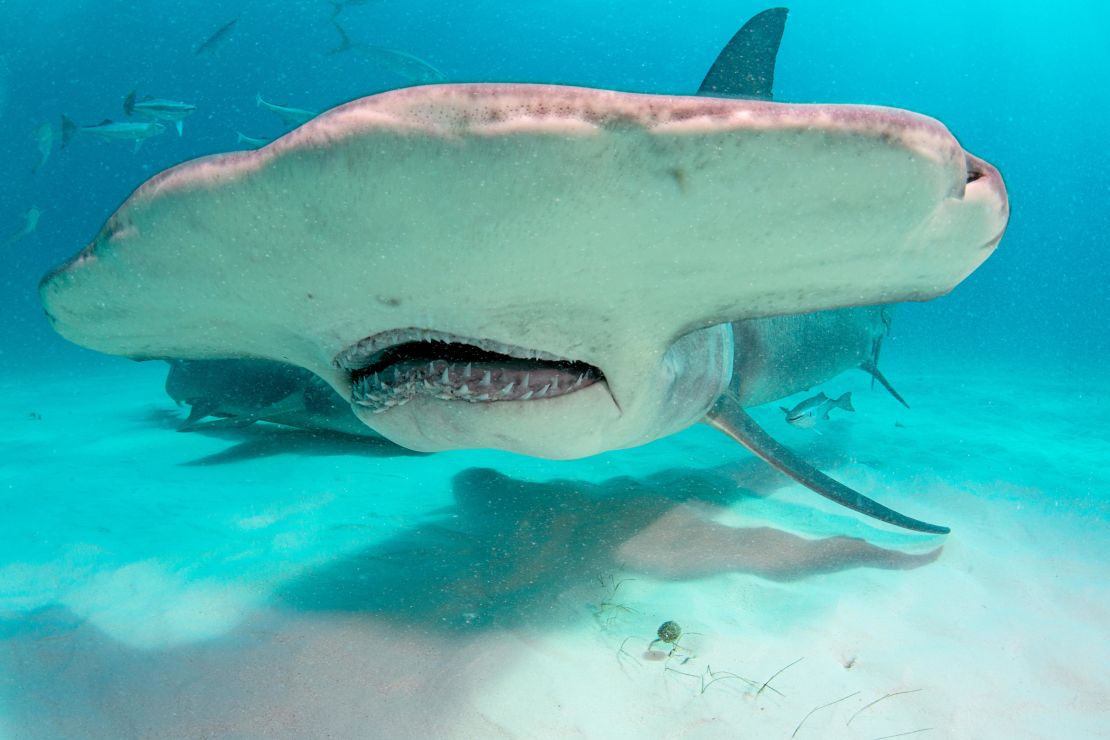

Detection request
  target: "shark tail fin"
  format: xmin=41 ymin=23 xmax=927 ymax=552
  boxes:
xmin=255 ymin=92 xmax=264 ymax=108
xmin=860 ymin=359 xmax=910 ymax=409
xmin=175 ymin=119 xmax=184 ymax=136
xmin=123 ymin=89 xmax=137 ymax=116
xmin=698 ymin=7 xmax=789 ymax=100
xmin=834 ymin=391 xmax=854 ymax=413
xmin=328 ymin=20 xmax=353 ymax=54
xmin=60 ymin=115 xmax=78 ymax=148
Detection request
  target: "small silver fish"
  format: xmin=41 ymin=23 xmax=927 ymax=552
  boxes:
xmin=780 ymin=391 xmax=853 ymax=429
xmin=327 ymin=0 xmax=373 ymax=19
xmin=195 ymin=18 xmax=238 ymax=56
xmin=4 ymin=206 xmax=43 ymax=246
xmin=32 ymin=123 xmax=53 ymax=173
xmin=329 ymin=21 xmax=445 ymax=84
xmin=61 ymin=116 xmax=166 ymax=152
xmin=124 ymin=90 xmax=197 ymax=136
xmin=236 ymin=131 xmax=271 ymax=148
xmin=255 ymin=94 xmax=316 ymax=126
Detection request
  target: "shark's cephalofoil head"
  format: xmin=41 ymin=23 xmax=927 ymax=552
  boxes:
xmin=39 ymin=84 xmax=1007 ymax=460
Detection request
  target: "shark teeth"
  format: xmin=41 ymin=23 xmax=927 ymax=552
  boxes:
xmin=350 ymin=360 xmax=601 ymax=413
xmin=339 ymin=326 xmax=606 ymax=414
xmin=334 ymin=327 xmax=573 ymax=371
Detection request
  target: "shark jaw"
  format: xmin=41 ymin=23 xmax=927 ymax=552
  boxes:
xmin=332 ymin=324 xmax=733 ymax=460
xmin=335 ymin=328 xmax=607 ymax=412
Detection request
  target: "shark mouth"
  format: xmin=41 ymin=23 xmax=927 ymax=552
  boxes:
xmin=335 ymin=329 xmax=605 ymax=413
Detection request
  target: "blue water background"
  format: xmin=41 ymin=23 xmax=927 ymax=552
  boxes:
xmin=0 ymin=0 xmax=1106 ymax=373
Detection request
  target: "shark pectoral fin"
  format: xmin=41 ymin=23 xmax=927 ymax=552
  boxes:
xmin=179 ymin=401 xmax=217 ymax=431
xmin=860 ymin=359 xmax=910 ymax=408
xmin=869 ymin=337 xmax=882 ymax=391
xmin=175 ymin=120 xmax=184 ymax=136
xmin=182 ymin=415 xmax=259 ymax=431
xmin=705 ymin=391 xmax=949 ymax=534
xmin=192 ymin=390 xmax=311 ymax=431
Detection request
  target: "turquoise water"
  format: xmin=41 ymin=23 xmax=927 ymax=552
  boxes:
xmin=1 ymin=2 xmax=1107 ymax=737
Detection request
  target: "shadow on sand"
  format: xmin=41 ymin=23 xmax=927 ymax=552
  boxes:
xmin=178 ymin=425 xmax=423 ymax=466
xmin=0 ymin=460 xmax=941 ymax=737
xmin=277 ymin=464 xmax=940 ymax=630
xmin=138 ymin=405 xmax=423 ymax=464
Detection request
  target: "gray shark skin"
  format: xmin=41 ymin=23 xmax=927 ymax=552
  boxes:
xmin=40 ymin=11 xmax=1008 ymax=535
xmin=730 ymin=309 xmax=891 ymax=407
xmin=699 ymin=7 xmax=789 ymax=99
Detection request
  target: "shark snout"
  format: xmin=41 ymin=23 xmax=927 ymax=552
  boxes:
xmin=962 ymin=151 xmax=1009 ymax=246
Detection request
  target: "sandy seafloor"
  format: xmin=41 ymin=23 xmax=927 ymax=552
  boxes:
xmin=0 ymin=352 xmax=1106 ymax=739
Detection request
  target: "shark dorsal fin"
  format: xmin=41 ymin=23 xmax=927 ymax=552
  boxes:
xmin=98 ymin=118 xmax=114 ymax=126
xmin=698 ymin=7 xmax=789 ymax=100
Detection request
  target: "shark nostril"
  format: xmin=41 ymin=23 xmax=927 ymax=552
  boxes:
xmin=964 ymin=155 xmax=985 ymax=185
